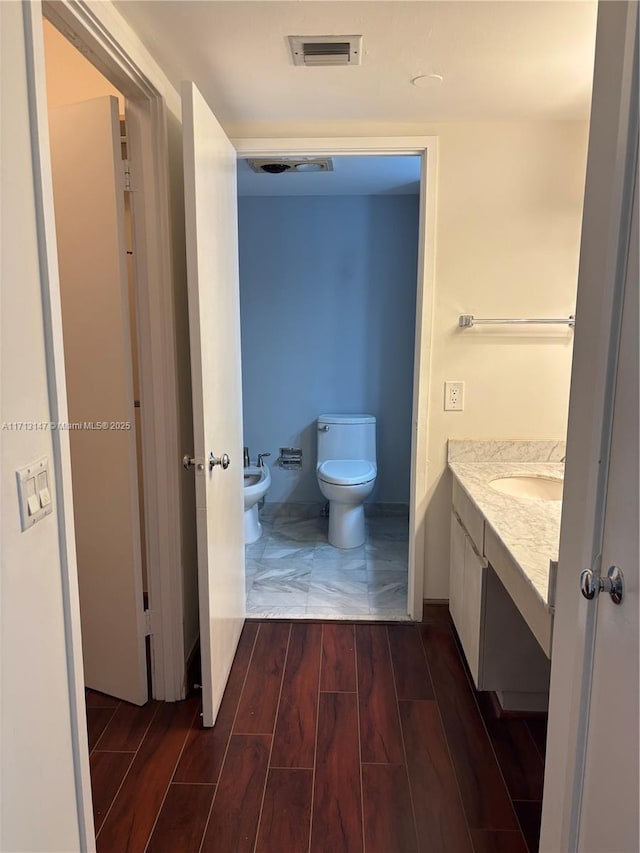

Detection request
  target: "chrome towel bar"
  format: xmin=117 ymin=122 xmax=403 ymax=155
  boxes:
xmin=459 ymin=314 xmax=575 ymax=328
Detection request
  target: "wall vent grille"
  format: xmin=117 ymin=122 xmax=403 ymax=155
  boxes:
xmin=288 ymin=35 xmax=363 ymax=67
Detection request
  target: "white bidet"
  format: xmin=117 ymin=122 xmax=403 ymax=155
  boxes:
xmin=243 ymin=464 xmax=271 ymax=544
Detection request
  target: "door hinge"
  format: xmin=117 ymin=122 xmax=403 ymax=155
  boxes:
xmin=143 ymin=609 xmax=158 ymax=636
xmin=123 ymin=159 xmax=133 ymax=192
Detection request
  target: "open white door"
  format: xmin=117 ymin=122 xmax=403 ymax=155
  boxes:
xmin=182 ymin=82 xmax=246 ymax=727
xmin=576 ymin=163 xmax=638 ymax=852
xmin=541 ymin=3 xmax=638 ymax=849
xmin=49 ymin=96 xmax=148 ymax=705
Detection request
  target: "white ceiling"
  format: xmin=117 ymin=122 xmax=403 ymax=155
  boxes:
xmin=237 ymin=155 xmax=420 ymax=195
xmin=114 ymin=1 xmax=597 ymax=131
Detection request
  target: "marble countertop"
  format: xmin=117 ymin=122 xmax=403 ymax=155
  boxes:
xmin=448 ymin=440 xmax=565 ymax=612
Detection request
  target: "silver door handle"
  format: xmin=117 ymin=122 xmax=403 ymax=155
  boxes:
xmin=579 ymin=565 xmax=624 ymax=604
xmin=209 ymin=452 xmax=230 ymax=471
xmin=318 ymin=425 xmax=330 ymax=432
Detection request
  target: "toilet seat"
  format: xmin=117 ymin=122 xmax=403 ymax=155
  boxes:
xmin=317 ymin=459 xmax=376 ymax=486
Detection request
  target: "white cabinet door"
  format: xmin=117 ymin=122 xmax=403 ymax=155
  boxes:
xmin=449 ymin=511 xmax=466 ymax=636
xmin=449 ymin=510 xmax=486 ymax=686
xmin=49 ymin=96 xmax=147 ymax=705
xmin=462 ymin=537 xmax=485 ymax=684
xmin=182 ymin=82 xmax=246 ymax=727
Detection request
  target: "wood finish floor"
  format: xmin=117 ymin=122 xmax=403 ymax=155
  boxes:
xmin=87 ymin=605 xmax=546 ymax=853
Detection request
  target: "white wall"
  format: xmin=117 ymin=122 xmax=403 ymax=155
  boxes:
xmin=1 ymin=4 xmax=84 ymax=849
xmin=423 ymin=121 xmax=589 ymax=596
xmin=232 ymin=121 xmax=589 ymax=597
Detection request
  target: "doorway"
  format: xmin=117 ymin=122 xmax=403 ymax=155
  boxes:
xmin=40 ymin=7 xmax=188 ymax=705
xmin=43 ymin=19 xmax=150 ymax=704
xmin=238 ymin=154 xmax=421 ymax=620
xmin=235 ymin=137 xmax=438 ymax=621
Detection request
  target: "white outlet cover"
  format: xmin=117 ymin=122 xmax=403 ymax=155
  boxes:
xmin=445 ymin=381 xmax=465 ymax=411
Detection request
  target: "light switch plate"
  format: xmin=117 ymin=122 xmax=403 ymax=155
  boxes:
xmin=17 ymin=456 xmax=52 ymax=531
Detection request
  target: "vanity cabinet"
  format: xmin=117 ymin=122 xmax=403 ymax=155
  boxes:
xmin=449 ymin=509 xmax=487 ymax=686
xmin=449 ymin=497 xmax=551 ymax=708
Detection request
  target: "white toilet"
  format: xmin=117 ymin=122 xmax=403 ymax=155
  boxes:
xmin=316 ymin=414 xmax=377 ymax=549
xmin=243 ymin=464 xmax=271 ymax=544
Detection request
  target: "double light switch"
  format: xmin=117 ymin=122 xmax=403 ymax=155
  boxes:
xmin=17 ymin=457 xmax=53 ymax=531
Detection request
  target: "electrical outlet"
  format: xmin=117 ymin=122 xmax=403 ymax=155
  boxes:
xmin=444 ymin=381 xmax=465 ymax=411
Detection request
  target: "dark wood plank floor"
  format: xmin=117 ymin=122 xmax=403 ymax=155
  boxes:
xmin=87 ymin=604 xmax=546 ymax=852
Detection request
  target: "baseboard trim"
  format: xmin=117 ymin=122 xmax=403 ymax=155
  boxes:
xmin=488 ymin=689 xmax=549 ymax=719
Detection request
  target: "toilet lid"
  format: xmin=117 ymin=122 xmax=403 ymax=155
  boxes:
xmin=317 ymin=459 xmax=376 ymax=486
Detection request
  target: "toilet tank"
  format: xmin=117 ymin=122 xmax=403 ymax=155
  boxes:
xmin=317 ymin=414 xmax=376 ymax=465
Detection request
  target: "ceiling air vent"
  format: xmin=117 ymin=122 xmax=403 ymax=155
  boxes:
xmin=247 ymin=158 xmax=334 ymax=174
xmin=288 ymin=35 xmax=363 ymax=67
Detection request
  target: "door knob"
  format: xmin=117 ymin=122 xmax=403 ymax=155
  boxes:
xmin=209 ymin=452 xmax=230 ymax=471
xmin=579 ymin=565 xmax=624 ymax=604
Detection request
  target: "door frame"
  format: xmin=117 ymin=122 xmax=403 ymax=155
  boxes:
xmin=234 ymin=137 xmax=438 ymax=620
xmin=37 ymin=0 xmax=186 ymax=707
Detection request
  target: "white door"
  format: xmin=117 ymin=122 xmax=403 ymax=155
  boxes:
xmin=49 ymin=96 xmax=148 ymax=705
xmin=181 ymin=82 xmax=246 ymax=727
xmin=539 ymin=4 xmax=638 ymax=849
xmin=577 ymin=166 xmax=638 ymax=851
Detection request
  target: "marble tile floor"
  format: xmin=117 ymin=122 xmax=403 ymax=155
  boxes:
xmin=245 ymin=504 xmax=410 ymax=620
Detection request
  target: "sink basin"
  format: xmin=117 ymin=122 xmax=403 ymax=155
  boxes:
xmin=489 ymin=475 xmax=563 ymax=501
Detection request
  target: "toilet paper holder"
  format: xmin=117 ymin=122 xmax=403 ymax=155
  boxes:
xmin=278 ymin=447 xmax=302 ymax=470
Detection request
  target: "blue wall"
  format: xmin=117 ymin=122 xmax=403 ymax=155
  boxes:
xmin=238 ymin=195 xmax=419 ymax=504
